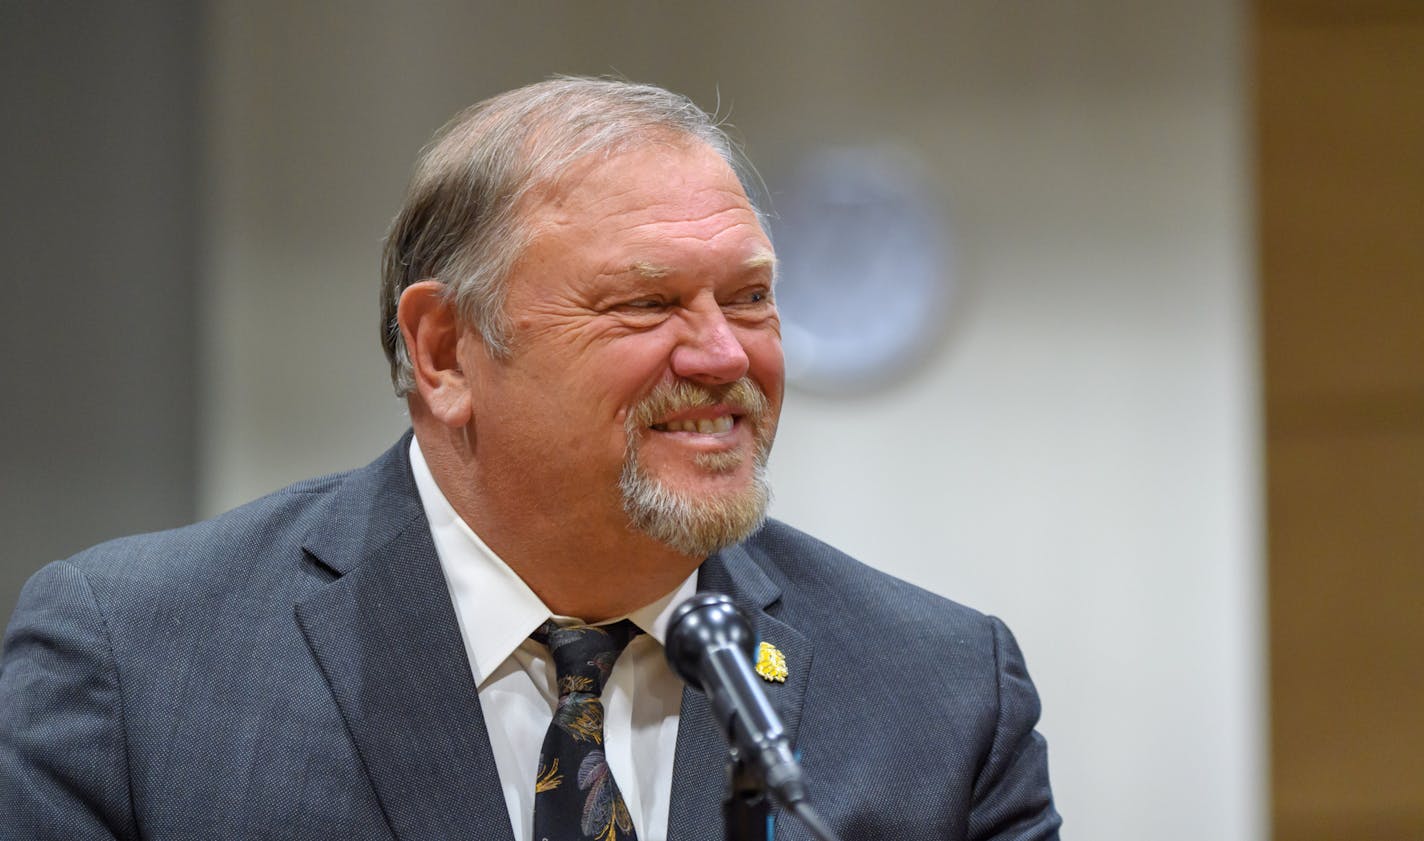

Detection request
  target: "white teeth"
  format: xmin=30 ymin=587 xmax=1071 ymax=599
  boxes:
xmin=654 ymin=416 xmax=734 ymax=434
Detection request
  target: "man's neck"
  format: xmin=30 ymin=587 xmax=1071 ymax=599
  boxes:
xmin=414 ymin=425 xmax=699 ymax=622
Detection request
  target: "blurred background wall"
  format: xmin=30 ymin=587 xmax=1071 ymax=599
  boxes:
xmin=1 ymin=1 xmax=1417 ymax=839
xmin=205 ymin=4 xmax=1260 ymax=836
xmin=0 ymin=3 xmax=201 ymax=624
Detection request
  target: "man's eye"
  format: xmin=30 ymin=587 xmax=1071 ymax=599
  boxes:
xmin=613 ymin=298 xmax=669 ymax=314
xmin=728 ymin=289 xmax=770 ymax=306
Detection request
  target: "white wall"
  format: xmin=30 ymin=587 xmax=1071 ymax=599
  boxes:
xmin=204 ymin=3 xmax=1262 ymax=838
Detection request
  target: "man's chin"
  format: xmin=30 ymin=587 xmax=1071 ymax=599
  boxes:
xmin=618 ymin=458 xmax=771 ymax=559
xmin=644 ymin=451 xmax=755 ymax=485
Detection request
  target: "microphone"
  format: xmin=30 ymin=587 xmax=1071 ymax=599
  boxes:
xmin=664 ymin=593 xmax=808 ymax=808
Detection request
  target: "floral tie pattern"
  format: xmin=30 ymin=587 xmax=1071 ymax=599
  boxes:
xmin=532 ymin=619 xmax=641 ymax=841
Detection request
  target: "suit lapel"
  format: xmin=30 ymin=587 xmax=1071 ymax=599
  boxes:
xmin=666 ymin=541 xmax=814 ymax=841
xmin=294 ymin=438 xmax=515 ymax=841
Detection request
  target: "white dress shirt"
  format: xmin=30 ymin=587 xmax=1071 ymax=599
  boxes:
xmin=409 ymin=439 xmax=695 ymax=841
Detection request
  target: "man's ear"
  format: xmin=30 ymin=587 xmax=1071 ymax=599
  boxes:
xmin=397 ymin=280 xmax=474 ymax=428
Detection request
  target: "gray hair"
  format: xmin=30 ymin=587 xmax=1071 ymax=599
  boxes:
xmin=380 ymin=76 xmax=764 ymax=396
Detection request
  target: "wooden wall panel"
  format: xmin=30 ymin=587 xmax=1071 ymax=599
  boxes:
xmin=1257 ymin=2 xmax=1424 ymax=839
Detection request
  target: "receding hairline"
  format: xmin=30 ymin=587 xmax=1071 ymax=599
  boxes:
xmin=506 ymin=127 xmax=731 ymax=218
xmin=505 ymin=133 xmax=775 ymax=278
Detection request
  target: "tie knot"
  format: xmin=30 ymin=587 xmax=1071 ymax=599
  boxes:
xmin=533 ymin=619 xmax=640 ymax=700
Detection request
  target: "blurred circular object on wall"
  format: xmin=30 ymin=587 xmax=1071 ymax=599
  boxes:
xmin=770 ymin=147 xmax=955 ymax=396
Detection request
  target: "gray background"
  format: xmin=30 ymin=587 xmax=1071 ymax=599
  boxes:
xmin=1 ymin=4 xmax=199 ymax=610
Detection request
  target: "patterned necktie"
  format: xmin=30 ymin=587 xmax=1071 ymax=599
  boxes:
xmin=532 ymin=619 xmax=642 ymax=841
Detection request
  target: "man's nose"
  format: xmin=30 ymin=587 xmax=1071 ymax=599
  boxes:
xmin=670 ymin=305 xmax=750 ymax=385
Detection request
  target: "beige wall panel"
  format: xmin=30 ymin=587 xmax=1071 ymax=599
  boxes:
xmin=1258 ymin=2 xmax=1424 ymax=839
xmin=1258 ymin=16 xmax=1424 ymax=402
xmin=1269 ymin=432 xmax=1424 ymax=836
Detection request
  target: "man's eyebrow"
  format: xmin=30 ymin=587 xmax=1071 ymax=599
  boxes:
xmin=629 ymin=261 xmax=672 ymax=278
xmin=743 ymin=251 xmax=777 ymax=275
xmin=626 ymin=251 xmax=777 ymax=279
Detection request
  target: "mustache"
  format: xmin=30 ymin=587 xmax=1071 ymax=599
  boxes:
xmin=629 ymin=378 xmax=770 ymax=430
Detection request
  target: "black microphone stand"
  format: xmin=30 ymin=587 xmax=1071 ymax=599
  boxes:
xmin=724 ymin=748 xmax=772 ymax=841
xmin=725 ymin=746 xmax=842 ymax=841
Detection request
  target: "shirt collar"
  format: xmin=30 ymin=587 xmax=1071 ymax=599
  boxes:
xmin=409 ymin=437 xmax=697 ymax=682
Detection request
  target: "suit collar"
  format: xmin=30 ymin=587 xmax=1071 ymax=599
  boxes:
xmin=295 ymin=434 xmax=515 ymax=841
xmin=295 ymin=438 xmax=815 ymax=841
xmin=299 ymin=432 xmax=426 ymax=578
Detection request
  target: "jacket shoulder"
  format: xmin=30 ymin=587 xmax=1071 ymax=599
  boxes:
xmin=746 ymin=518 xmax=991 ymax=632
xmin=58 ymin=469 xmax=351 ymax=589
xmin=739 ymin=518 xmax=1016 ymax=709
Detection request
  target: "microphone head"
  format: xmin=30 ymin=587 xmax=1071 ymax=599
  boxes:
xmin=664 ymin=592 xmax=754 ymax=691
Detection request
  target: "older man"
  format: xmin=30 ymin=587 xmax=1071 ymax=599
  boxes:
xmin=1 ymin=79 xmax=1060 ymax=840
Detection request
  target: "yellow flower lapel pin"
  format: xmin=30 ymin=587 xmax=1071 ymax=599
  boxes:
xmin=755 ymin=641 xmax=788 ymax=683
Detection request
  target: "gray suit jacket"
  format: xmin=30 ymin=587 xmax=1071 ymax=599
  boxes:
xmin=1 ymin=435 xmax=1060 ymax=840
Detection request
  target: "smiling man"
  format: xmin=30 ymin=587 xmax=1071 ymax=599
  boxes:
xmin=394 ymin=134 xmax=783 ymax=623
xmin=1 ymin=78 xmax=1060 ymax=840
